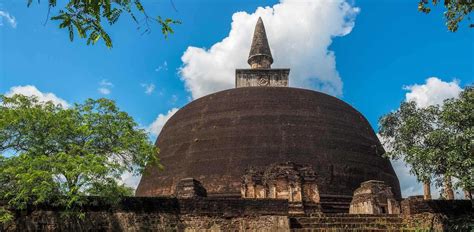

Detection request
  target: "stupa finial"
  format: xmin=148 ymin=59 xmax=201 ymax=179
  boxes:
xmin=235 ymin=17 xmax=289 ymax=88
xmin=248 ymin=17 xmax=273 ymax=69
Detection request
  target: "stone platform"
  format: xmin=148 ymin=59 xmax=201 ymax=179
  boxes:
xmin=1 ymin=196 xmax=472 ymax=231
xmin=290 ymin=214 xmax=404 ymax=231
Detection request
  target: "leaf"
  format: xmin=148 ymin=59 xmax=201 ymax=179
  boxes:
xmin=27 ymin=0 xmax=180 ymax=47
xmin=72 ymin=20 xmax=86 ymax=38
xmin=135 ymin=0 xmax=145 ymax=13
xmin=100 ymin=30 xmax=113 ymax=48
xmin=68 ymin=24 xmax=74 ymax=41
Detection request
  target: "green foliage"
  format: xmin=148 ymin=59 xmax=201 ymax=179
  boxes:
xmin=439 ymin=86 xmax=473 ymax=191
xmin=418 ymin=0 xmax=474 ymax=32
xmin=446 ymin=213 xmax=474 ymax=231
xmin=0 ymin=206 xmax=13 ymax=224
xmin=379 ymin=87 xmax=473 ymax=192
xmin=27 ymin=0 xmax=181 ymax=48
xmin=0 ymin=95 xmax=159 ymax=223
xmin=379 ymin=101 xmax=439 ymax=183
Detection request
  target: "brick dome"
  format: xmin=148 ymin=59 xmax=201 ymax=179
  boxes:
xmin=136 ymin=87 xmax=401 ymax=199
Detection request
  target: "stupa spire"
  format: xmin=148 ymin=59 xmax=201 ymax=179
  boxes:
xmin=248 ymin=17 xmax=273 ymax=69
xmin=235 ymin=17 xmax=289 ymax=88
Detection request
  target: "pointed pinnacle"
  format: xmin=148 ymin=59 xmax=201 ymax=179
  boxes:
xmin=248 ymin=17 xmax=273 ymax=68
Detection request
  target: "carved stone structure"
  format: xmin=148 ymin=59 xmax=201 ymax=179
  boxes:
xmin=349 ymin=180 xmax=400 ymax=215
xmin=136 ymin=18 xmax=401 ymax=201
xmin=241 ymin=162 xmax=320 ymax=204
xmin=241 ymin=162 xmax=319 ymax=214
xmin=175 ymin=178 xmax=207 ymax=199
xmin=235 ymin=17 xmax=289 ymax=87
xmin=235 ymin=69 xmax=289 ymax=87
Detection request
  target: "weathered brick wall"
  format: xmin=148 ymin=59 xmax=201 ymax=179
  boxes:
xmin=3 ymin=197 xmax=472 ymax=231
xmin=401 ymin=196 xmax=472 ymax=215
xmin=1 ymin=197 xmax=290 ymax=232
xmin=402 ymin=213 xmax=474 ymax=231
xmin=181 ymin=215 xmax=288 ymax=232
xmin=4 ymin=211 xmax=289 ymax=232
xmin=5 ymin=211 xmax=180 ymax=231
xmin=401 ymin=197 xmax=473 ymax=231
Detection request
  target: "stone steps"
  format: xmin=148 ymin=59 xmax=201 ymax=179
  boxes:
xmin=295 ymin=218 xmax=403 ymax=224
xmin=290 ymin=214 xmax=407 ymax=232
xmin=294 ymin=222 xmax=404 ymax=227
xmin=291 ymin=229 xmax=416 ymax=232
xmin=318 ymin=194 xmax=353 ymax=214
xmin=319 ymin=195 xmax=353 ymax=203
xmin=322 ymin=214 xmax=400 ymax=218
xmin=320 ymin=201 xmax=350 ymax=214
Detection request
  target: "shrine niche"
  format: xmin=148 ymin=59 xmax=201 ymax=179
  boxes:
xmin=349 ymin=180 xmax=400 ymax=215
xmin=241 ymin=162 xmax=320 ymax=204
xmin=175 ymin=178 xmax=207 ymax=199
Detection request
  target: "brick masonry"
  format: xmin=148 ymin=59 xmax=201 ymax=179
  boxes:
xmin=2 ymin=196 xmax=472 ymax=231
xmin=1 ymin=197 xmax=290 ymax=232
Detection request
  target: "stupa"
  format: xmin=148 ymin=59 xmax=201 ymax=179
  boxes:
xmin=136 ymin=17 xmax=401 ymax=201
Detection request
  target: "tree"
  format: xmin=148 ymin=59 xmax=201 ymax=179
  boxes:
xmin=0 ymin=95 xmax=159 ymax=223
xmin=28 ymin=0 xmax=181 ymax=48
xmin=378 ymin=101 xmax=439 ymax=199
xmin=440 ymin=86 xmax=473 ymax=198
xmin=379 ymin=87 xmax=473 ymax=200
xmin=418 ymin=0 xmax=474 ymax=32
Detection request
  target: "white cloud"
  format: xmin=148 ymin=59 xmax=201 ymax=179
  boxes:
xmin=404 ymin=77 xmax=462 ymax=108
xmin=98 ymin=88 xmax=111 ymax=95
xmin=0 ymin=10 xmax=17 ymax=28
xmin=155 ymin=61 xmax=168 ymax=72
xmin=98 ymin=79 xmax=113 ymax=95
xmin=141 ymin=83 xmax=155 ymax=95
xmin=180 ymin=0 xmax=359 ymax=99
xmin=120 ymin=171 xmax=141 ymax=190
xmin=148 ymin=108 xmax=179 ymax=137
xmin=5 ymin=85 xmax=69 ymax=107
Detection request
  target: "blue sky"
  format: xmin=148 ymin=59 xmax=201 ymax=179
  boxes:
xmin=0 ymin=0 xmax=473 ymax=196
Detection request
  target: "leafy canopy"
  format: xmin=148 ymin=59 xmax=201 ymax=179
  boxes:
xmin=27 ymin=0 xmax=181 ymax=48
xmin=418 ymin=0 xmax=474 ymax=32
xmin=439 ymin=86 xmax=473 ymax=191
xmin=0 ymin=95 xmax=159 ymax=222
xmin=379 ymin=101 xmax=439 ymax=183
xmin=379 ymin=87 xmax=473 ymax=192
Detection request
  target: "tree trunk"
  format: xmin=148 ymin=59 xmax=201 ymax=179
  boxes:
xmin=444 ymin=176 xmax=455 ymax=200
xmin=464 ymin=189 xmax=472 ymax=200
xmin=423 ymin=181 xmax=431 ymax=200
